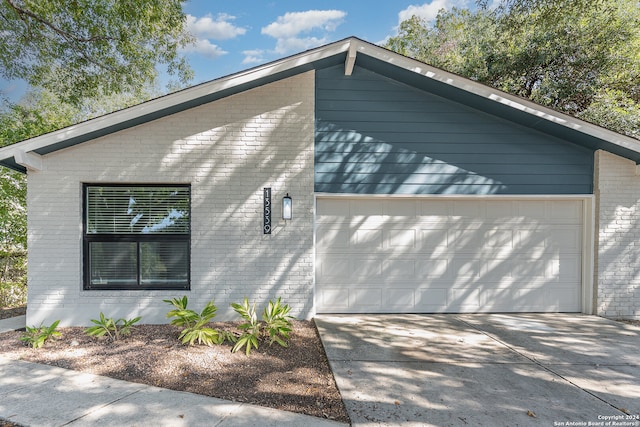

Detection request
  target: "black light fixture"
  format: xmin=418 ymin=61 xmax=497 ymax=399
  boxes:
xmin=282 ymin=193 xmax=292 ymax=220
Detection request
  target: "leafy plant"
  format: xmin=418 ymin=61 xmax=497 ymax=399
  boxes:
xmin=20 ymin=320 xmax=61 ymax=348
xmin=231 ymin=298 xmax=260 ymax=356
xmin=164 ymin=296 xmax=232 ymax=346
xmin=262 ymin=297 xmax=293 ymax=347
xmin=85 ymin=312 xmax=141 ymax=342
xmin=231 ymin=297 xmax=294 ymax=356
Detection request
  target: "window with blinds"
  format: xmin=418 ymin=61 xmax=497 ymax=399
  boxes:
xmin=83 ymin=185 xmax=191 ymax=290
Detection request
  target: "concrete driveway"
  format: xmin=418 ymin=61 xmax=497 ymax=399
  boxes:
xmin=315 ymin=314 xmax=640 ymax=426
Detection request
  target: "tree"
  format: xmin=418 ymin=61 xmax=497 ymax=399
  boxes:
xmin=0 ymin=90 xmax=80 ymax=307
xmin=0 ymin=0 xmax=194 ymax=105
xmin=385 ymin=0 xmax=640 ymax=138
xmin=0 ymin=91 xmax=79 ymax=250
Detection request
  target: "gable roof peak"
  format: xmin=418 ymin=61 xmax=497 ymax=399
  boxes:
xmin=1 ymin=36 xmax=640 ymax=172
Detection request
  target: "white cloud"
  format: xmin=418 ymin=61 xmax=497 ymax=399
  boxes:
xmin=261 ymin=10 xmax=346 ymax=54
xmin=398 ymin=0 xmax=470 ymax=25
xmin=182 ymin=39 xmax=228 ymax=60
xmin=274 ymin=36 xmax=328 ymax=54
xmin=186 ymin=13 xmax=247 ymax=40
xmin=262 ymin=10 xmax=346 ymax=38
xmin=242 ymin=49 xmax=265 ymax=65
xmin=183 ymin=13 xmax=245 ymax=59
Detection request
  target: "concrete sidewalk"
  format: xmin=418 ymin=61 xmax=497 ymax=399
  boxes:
xmin=0 ymin=357 xmax=348 ymax=427
xmin=316 ymin=313 xmax=640 ymax=427
xmin=0 ymin=316 xmax=347 ymax=427
xmin=0 ymin=315 xmax=25 ymax=334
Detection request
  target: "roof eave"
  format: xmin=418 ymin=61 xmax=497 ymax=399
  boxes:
xmin=350 ymin=40 xmax=640 ymax=162
xmin=0 ymin=37 xmax=355 ymax=173
xmin=2 ymin=37 xmax=640 ymax=173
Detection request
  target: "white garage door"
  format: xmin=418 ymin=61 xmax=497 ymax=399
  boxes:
xmin=315 ymin=197 xmax=584 ymax=313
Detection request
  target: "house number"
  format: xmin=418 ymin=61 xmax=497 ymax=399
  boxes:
xmin=263 ymin=187 xmax=271 ymax=234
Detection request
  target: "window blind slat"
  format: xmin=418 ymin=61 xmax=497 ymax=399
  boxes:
xmin=86 ymin=186 xmax=190 ymax=234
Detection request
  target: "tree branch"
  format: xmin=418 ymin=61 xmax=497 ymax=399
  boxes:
xmin=3 ymin=0 xmax=116 ymax=44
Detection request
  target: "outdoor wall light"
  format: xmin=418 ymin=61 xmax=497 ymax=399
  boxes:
xmin=282 ymin=193 xmax=292 ymax=220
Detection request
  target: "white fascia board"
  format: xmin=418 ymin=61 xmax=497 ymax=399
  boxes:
xmin=352 ymin=40 xmax=640 ymax=156
xmin=0 ymin=39 xmax=354 ymax=162
xmin=345 ymin=42 xmax=357 ymax=75
xmin=14 ymin=150 xmax=43 ymax=171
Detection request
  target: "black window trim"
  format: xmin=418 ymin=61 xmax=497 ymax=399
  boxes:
xmin=82 ymin=183 xmax=191 ymax=291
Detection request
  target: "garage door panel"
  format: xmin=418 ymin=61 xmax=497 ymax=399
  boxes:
xmin=419 ymin=229 xmax=449 ymax=251
xmin=384 ymin=199 xmax=417 ymax=216
xmin=383 ymin=258 xmax=416 ymax=280
xmin=448 ymin=288 xmax=481 ymax=311
xmin=419 ymin=200 xmax=451 ymax=216
xmin=353 ymin=229 xmax=383 ymax=248
xmin=316 ymin=198 xmax=350 ymax=216
xmin=352 ymin=288 xmax=382 ymax=307
xmin=319 ymin=288 xmax=349 ymax=310
xmin=450 ymin=256 xmax=482 ymax=279
xmin=316 ymin=226 xmax=350 ymax=249
xmin=486 ymin=201 xmax=515 ymax=218
xmin=415 ymin=288 xmax=448 ymax=311
xmin=417 ymin=259 xmax=449 ymax=279
xmin=386 ymin=289 xmax=415 ymax=308
xmin=452 ymin=200 xmax=484 ymax=217
xmin=351 ymin=199 xmax=383 ymax=216
xmin=317 ymin=256 xmax=350 ymax=279
xmin=316 ymin=197 xmax=583 ymax=313
xmin=352 ymin=258 xmax=383 ymax=280
xmin=387 ymin=229 xmax=417 ymax=248
xmin=551 ymin=200 xmax=583 ymax=221
xmin=549 ymin=228 xmax=582 ymax=251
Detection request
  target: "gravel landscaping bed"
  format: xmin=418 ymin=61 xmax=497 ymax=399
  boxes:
xmin=0 ymin=320 xmax=349 ymax=423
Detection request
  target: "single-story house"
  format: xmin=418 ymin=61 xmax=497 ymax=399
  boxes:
xmin=1 ymin=37 xmax=639 ymax=326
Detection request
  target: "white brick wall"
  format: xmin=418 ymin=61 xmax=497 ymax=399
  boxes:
xmin=594 ymin=150 xmax=640 ymax=320
xmin=25 ymin=71 xmax=316 ymax=326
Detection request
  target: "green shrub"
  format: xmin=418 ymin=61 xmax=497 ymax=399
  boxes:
xmin=231 ymin=298 xmax=260 ymax=356
xmin=85 ymin=312 xmax=141 ymax=341
xmin=164 ymin=296 xmax=233 ymax=346
xmin=231 ymin=297 xmax=294 ymax=356
xmin=0 ymin=280 xmax=27 ymax=309
xmin=262 ymin=297 xmax=293 ymax=347
xmin=20 ymin=320 xmax=61 ymax=348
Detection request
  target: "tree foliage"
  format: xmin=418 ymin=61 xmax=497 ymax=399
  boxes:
xmin=0 ymin=0 xmax=194 ymax=104
xmin=385 ymin=0 xmax=640 ymax=138
xmin=0 ymin=91 xmax=79 ymax=254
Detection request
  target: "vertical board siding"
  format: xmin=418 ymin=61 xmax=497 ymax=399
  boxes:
xmin=315 ymin=65 xmax=594 ymax=195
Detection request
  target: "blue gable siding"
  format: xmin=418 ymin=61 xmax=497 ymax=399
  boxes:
xmin=315 ymin=65 xmax=594 ymax=195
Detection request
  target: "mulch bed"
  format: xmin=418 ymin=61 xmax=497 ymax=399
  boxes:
xmin=0 ymin=317 xmax=349 ymax=424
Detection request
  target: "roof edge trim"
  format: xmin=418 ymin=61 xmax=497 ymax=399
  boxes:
xmin=350 ymin=39 xmax=640 ymax=156
xmin=0 ymin=38 xmax=357 ymax=170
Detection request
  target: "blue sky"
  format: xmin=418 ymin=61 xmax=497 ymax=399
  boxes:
xmin=1 ymin=0 xmax=479 ymax=101
xmin=181 ymin=0 xmax=475 ymax=85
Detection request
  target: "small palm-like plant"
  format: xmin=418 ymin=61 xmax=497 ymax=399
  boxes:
xmin=231 ymin=298 xmax=260 ymax=355
xmin=85 ymin=312 xmax=141 ymax=341
xmin=231 ymin=297 xmax=294 ymax=355
xmin=164 ymin=296 xmax=230 ymax=346
xmin=262 ymin=297 xmax=293 ymax=347
xmin=21 ymin=320 xmax=62 ymax=348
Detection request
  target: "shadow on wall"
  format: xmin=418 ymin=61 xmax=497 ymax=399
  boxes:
xmin=315 ymin=123 xmax=507 ymax=195
xmin=27 ymin=74 xmax=315 ymax=325
xmin=315 ymin=197 xmax=583 ymax=313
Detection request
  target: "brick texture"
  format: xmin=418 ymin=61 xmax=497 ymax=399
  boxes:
xmin=26 ymin=71 xmax=316 ymax=326
xmin=594 ymin=150 xmax=640 ymax=320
